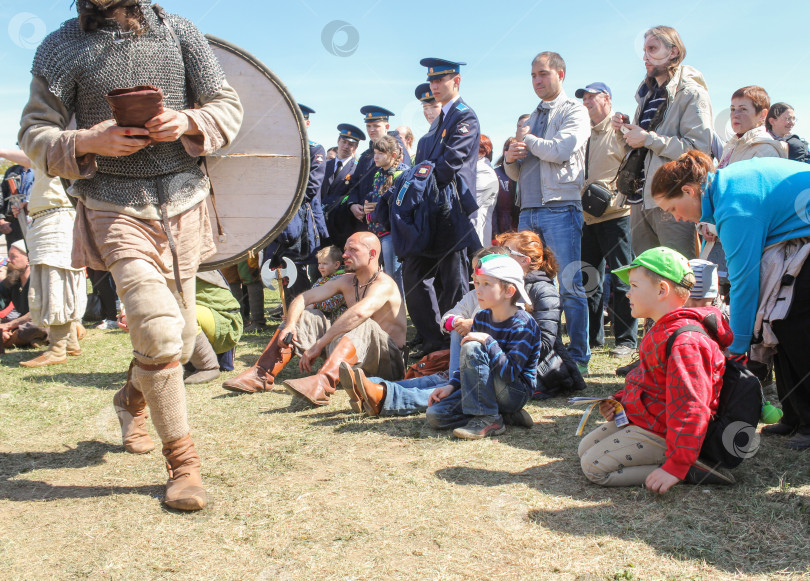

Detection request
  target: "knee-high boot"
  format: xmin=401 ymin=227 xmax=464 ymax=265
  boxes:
xmin=221 ymin=328 xmax=292 ymax=393
xmin=282 ymin=336 xmax=358 ymax=406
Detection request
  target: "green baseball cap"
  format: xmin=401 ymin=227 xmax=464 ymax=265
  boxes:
xmin=613 ymin=247 xmax=695 ymax=289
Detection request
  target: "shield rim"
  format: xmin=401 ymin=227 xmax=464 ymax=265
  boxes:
xmin=199 ymin=34 xmax=310 ymax=271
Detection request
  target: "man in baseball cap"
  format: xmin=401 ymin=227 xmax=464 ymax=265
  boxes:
xmin=575 ymin=82 xmax=612 ymax=99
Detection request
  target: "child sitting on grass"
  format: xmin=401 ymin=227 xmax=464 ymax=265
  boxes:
xmin=425 ymin=254 xmax=542 ymax=439
xmin=309 ymin=246 xmax=347 ymax=322
xmin=578 ymin=247 xmax=735 ymax=493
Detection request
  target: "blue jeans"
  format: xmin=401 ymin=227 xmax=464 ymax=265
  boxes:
xmin=519 ymin=206 xmax=590 ymax=364
xmin=379 ymin=372 xmax=447 ymax=416
xmin=425 ymin=342 xmax=531 ymax=429
xmin=380 ymin=234 xmax=404 ymax=297
xmin=448 ymin=330 xmax=462 ymax=375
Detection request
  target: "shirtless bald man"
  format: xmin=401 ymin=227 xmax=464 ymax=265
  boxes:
xmin=223 ymin=232 xmax=406 ymax=407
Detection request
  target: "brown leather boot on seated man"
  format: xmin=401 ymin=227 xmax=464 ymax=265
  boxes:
xmin=353 ymin=367 xmax=386 ymax=417
xmin=222 ymin=329 xmax=293 ymax=393
xmin=283 ymin=336 xmax=358 ymax=406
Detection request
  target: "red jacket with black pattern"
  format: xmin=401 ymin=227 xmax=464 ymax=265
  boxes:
xmin=612 ymin=307 xmax=733 ymax=479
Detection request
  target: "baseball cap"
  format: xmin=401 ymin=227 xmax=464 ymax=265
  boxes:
xmin=613 ymin=247 xmax=694 ymax=289
xmin=575 ymin=82 xmax=612 ymax=99
xmin=475 ymin=254 xmax=531 ymax=305
xmin=688 ymin=259 xmax=719 ymax=299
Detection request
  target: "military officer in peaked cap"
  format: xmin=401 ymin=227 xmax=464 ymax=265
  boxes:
xmin=404 ymin=58 xmax=481 ymax=358
xmin=321 ymin=123 xmax=366 ymax=249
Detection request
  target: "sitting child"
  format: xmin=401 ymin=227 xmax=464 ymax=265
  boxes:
xmin=339 ymin=247 xmax=504 ymax=417
xmin=426 ymin=254 xmax=541 ymax=439
xmin=578 ymin=247 xmax=735 ymax=493
xmin=309 ymin=246 xmax=347 ymax=322
xmin=441 ymin=246 xmax=509 ymax=374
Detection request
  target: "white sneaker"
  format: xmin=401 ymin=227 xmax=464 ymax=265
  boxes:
xmin=96 ymin=319 xmax=118 ymax=330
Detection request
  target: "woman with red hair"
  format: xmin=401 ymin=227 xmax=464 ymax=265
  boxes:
xmin=473 ymin=134 xmax=499 ymax=245
xmin=497 ymin=231 xmax=587 ymax=398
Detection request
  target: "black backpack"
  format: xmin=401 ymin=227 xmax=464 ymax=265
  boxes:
xmin=666 ymin=324 xmax=763 ymax=468
xmin=387 ymin=161 xmax=480 ymax=259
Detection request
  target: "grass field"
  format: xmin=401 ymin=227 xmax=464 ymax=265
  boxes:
xmin=1 ymin=294 xmax=808 ymax=580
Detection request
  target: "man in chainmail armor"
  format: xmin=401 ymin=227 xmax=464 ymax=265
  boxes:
xmin=19 ymin=0 xmax=243 ymax=511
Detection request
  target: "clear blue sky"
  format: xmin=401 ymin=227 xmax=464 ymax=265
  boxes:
xmin=1 ymin=0 xmax=810 ymax=157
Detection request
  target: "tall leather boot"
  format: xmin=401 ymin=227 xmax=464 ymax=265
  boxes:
xmin=112 ymin=360 xmax=156 ymax=454
xmin=184 ymin=333 xmax=220 ymax=385
xmin=162 ymin=433 xmax=207 ymax=511
xmin=222 ymin=328 xmax=292 ymax=393
xmin=243 ymin=281 xmax=266 ymax=333
xmin=283 ymin=336 xmax=358 ymax=406
xmin=20 ymin=323 xmax=70 ymax=367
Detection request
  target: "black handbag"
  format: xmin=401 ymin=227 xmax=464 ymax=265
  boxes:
xmin=581 ymin=182 xmax=614 ymax=217
xmin=615 ymin=149 xmax=647 ymax=203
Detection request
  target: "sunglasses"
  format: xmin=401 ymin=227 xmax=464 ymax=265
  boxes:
xmin=505 ymin=247 xmax=528 ymax=259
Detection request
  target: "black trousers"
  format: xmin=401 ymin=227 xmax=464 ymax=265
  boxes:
xmin=402 ymin=250 xmax=468 ymax=352
xmin=580 ymin=216 xmax=637 ymax=348
xmin=772 ymin=257 xmax=810 ymax=434
xmin=87 ymin=268 xmax=118 ymax=321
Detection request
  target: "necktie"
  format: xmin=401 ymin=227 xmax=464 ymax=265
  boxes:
xmin=335 ymin=160 xmax=343 ymax=177
xmin=438 ymin=110 xmax=445 ymax=128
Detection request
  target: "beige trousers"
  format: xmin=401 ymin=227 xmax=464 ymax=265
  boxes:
xmin=108 ymin=258 xmax=197 ymax=366
xmin=294 ymin=308 xmax=405 ymax=380
xmin=578 ymin=421 xmax=667 ymax=487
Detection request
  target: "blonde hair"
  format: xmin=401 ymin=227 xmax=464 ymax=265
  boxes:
xmin=316 ymin=246 xmax=342 ymax=264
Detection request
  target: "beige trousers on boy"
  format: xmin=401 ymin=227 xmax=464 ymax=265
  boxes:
xmin=578 ymin=421 xmax=667 ymax=487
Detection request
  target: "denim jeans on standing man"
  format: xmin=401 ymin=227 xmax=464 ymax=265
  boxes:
xmin=518 ymin=205 xmax=590 ymax=364
xmin=380 ymin=234 xmax=404 ymax=297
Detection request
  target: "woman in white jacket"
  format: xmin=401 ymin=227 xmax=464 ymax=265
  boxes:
xmin=472 ymin=135 xmax=499 ymax=246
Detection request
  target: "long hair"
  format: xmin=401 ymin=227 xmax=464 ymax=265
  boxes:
xmin=373 ymin=135 xmax=402 ymax=193
xmin=495 ymin=137 xmax=516 ymax=167
xmin=496 ymin=231 xmax=558 ymax=279
xmin=644 ymin=26 xmax=686 ymax=78
xmin=79 ymin=2 xmax=145 ymax=34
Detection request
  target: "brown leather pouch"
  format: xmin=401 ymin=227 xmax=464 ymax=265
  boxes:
xmin=105 ymin=85 xmax=164 ymax=136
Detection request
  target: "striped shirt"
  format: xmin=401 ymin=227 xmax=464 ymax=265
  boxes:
xmin=636 ymin=81 xmax=668 ymax=196
xmin=449 ymin=308 xmax=541 ymax=391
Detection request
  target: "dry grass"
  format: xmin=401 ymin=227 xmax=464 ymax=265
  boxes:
xmin=1 ymin=297 xmax=809 ymax=581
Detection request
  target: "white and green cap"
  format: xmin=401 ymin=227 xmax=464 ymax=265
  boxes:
xmin=475 ymin=254 xmax=531 ymax=305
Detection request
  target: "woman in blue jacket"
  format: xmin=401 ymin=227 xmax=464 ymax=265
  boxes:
xmin=651 ymin=152 xmax=810 ymax=450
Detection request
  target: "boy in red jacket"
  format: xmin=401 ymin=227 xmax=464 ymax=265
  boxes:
xmin=578 ymin=247 xmax=735 ymax=493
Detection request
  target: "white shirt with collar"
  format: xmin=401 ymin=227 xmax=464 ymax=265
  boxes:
xmin=441 ymin=94 xmax=461 ymax=117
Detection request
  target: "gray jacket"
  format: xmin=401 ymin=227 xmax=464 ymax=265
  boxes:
xmin=504 ymin=90 xmax=590 ymax=207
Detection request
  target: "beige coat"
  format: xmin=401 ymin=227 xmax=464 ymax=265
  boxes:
xmin=718 ymin=125 xmax=787 ymax=168
xmin=581 ymin=112 xmax=631 ymax=225
xmin=618 ymin=65 xmax=714 ymax=209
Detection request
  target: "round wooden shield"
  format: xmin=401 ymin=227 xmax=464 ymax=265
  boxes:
xmin=199 ymin=36 xmax=309 ymax=270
